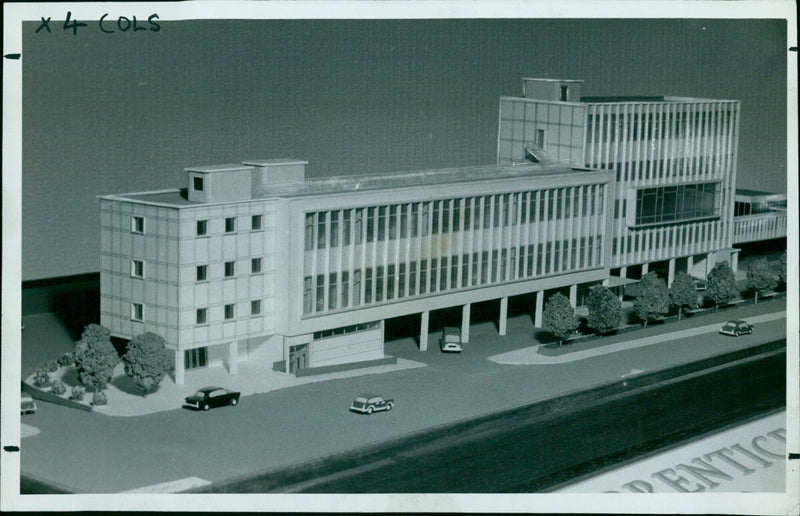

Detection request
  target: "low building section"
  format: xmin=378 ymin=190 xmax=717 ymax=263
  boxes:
xmin=732 ymin=189 xmax=787 ymax=244
xmin=100 ymin=160 xmax=615 ymax=383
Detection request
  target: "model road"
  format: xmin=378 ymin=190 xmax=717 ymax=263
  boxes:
xmin=223 ymin=343 xmax=785 ymax=493
xmin=20 ymin=300 xmax=787 ymax=493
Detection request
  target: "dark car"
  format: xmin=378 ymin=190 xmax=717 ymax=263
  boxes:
xmin=184 ymin=386 xmax=240 ymax=411
xmin=719 ymin=320 xmax=753 ymax=337
xmin=350 ymin=394 xmax=394 ymax=414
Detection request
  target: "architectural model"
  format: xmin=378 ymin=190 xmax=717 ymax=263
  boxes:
xmin=99 ymin=78 xmax=785 ymax=385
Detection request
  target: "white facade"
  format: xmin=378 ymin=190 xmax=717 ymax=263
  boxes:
xmin=100 ymin=160 xmax=614 ymax=383
xmin=99 ymin=77 xmax=760 ymax=383
xmin=497 ymin=78 xmax=742 ymax=281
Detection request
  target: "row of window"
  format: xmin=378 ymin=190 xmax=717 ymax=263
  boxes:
xmin=734 ymin=200 xmax=787 ymax=217
xmin=304 ymin=188 xmax=604 ymax=250
xmin=586 ymin=108 xmax=734 ymax=143
xmin=129 ymin=258 xmax=265 ymax=280
xmin=634 ymin=183 xmax=718 ymax=226
xmin=313 ymin=321 xmax=381 ymax=340
xmin=303 ymin=237 xmax=602 ymax=314
xmin=129 ymin=300 xmax=263 ymax=324
xmin=128 ymin=215 xmax=264 ymax=235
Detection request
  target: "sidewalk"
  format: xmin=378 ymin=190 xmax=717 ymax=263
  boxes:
xmin=27 ymin=349 xmax=426 ymax=418
xmin=489 ymin=311 xmax=786 ymax=365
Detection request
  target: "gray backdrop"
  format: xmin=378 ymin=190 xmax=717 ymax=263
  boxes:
xmin=22 ymin=18 xmax=788 ymax=281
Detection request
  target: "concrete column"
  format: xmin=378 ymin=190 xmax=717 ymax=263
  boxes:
xmin=229 ymin=341 xmax=238 ymax=375
xmin=569 ymin=284 xmax=577 ymax=307
xmin=641 ymin=262 xmax=649 ymax=275
xmin=620 ymin=266 xmax=628 ymax=278
xmin=667 ymin=258 xmax=676 ymax=287
xmin=706 ymin=252 xmax=714 ymax=276
xmin=284 ymin=337 xmax=290 ymax=373
xmin=420 ymin=310 xmax=429 ymax=351
xmin=731 ymin=252 xmax=739 ymax=273
xmin=534 ymin=290 xmax=544 ymax=328
xmin=498 ymin=297 xmax=508 ymax=336
xmin=461 ymin=303 xmax=471 ymax=343
xmin=687 ymin=255 xmax=694 ymax=275
xmin=174 ymin=349 xmax=184 ymax=385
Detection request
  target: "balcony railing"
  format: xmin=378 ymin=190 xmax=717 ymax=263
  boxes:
xmin=733 ymin=211 xmax=787 ymax=244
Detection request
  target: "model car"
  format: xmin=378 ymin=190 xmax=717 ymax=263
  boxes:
xmin=350 ymin=394 xmax=394 ymax=414
xmin=719 ymin=320 xmax=753 ymax=337
xmin=184 ymin=386 xmax=240 ymax=411
xmin=439 ymin=326 xmax=463 ymax=353
xmin=21 ymin=393 xmax=37 ymax=415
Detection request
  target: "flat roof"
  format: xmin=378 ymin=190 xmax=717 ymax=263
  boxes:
xmin=102 ymin=162 xmax=608 ymax=207
xmin=735 ymin=188 xmax=786 ymax=198
xmin=242 ymin=158 xmax=308 ymax=167
xmin=185 ymin=164 xmax=252 ymax=174
xmin=260 ymin=162 xmax=604 ymax=197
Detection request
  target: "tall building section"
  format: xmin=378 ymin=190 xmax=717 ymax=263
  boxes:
xmin=497 ymin=78 xmax=742 ymax=284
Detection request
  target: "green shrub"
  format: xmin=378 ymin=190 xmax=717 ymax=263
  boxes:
xmin=70 ymin=385 xmax=86 ymax=401
xmin=51 ymin=380 xmax=67 ymax=395
xmin=91 ymin=391 xmax=109 ymax=406
xmin=33 ymin=369 xmax=51 ymax=388
xmin=45 ymin=360 xmax=59 ymax=373
xmin=58 ymin=352 xmax=75 ymax=367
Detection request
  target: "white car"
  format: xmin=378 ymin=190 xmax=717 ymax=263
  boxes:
xmin=21 ymin=393 xmax=37 ymax=415
xmin=439 ymin=326 xmax=463 ymax=353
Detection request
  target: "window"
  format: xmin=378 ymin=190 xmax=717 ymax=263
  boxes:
xmin=251 ymin=258 xmax=262 ymax=274
xmin=131 ymin=303 xmax=144 ymax=321
xmin=131 ymin=216 xmax=144 ymax=234
xmin=197 ymin=220 xmax=208 ymax=236
xmin=196 ymin=265 xmax=208 ymax=282
xmin=251 ymin=300 xmax=261 ymax=315
xmin=131 ymin=260 xmax=144 ymax=278
xmin=184 ymin=348 xmax=207 ymax=370
xmin=224 ymin=304 xmax=235 ymax=320
xmin=196 ymin=308 xmax=207 ymax=325
xmin=633 ymin=183 xmax=719 ymax=226
xmin=251 ymin=214 xmax=263 ymax=230
xmin=225 ymin=217 xmax=235 ymax=233
xmin=535 ymin=129 xmax=545 ymax=149
xmin=225 ymin=261 xmax=235 ymax=277
xmin=193 ymin=177 xmax=204 ymax=191
xmin=560 ymin=85 xmax=569 ymax=102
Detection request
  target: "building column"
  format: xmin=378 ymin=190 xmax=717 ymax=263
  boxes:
xmin=731 ymin=252 xmax=739 ymax=273
xmin=687 ymin=255 xmax=694 ymax=275
xmin=667 ymin=258 xmax=676 ymax=287
xmin=620 ymin=266 xmax=628 ymax=279
xmin=420 ymin=310 xmax=429 ymax=351
xmin=174 ymin=349 xmax=184 ymax=385
xmin=534 ymin=290 xmax=544 ymax=328
xmin=706 ymin=252 xmax=714 ymax=276
xmin=641 ymin=262 xmax=649 ymax=276
xmin=498 ymin=297 xmax=508 ymax=336
xmin=284 ymin=337 xmax=290 ymax=373
xmin=461 ymin=303 xmax=471 ymax=343
xmin=569 ymin=284 xmax=577 ymax=307
xmin=229 ymin=341 xmax=238 ymax=375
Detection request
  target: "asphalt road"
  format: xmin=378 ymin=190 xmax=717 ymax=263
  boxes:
xmin=249 ymin=343 xmax=786 ymax=493
xmin=19 ymin=298 xmax=788 ymax=493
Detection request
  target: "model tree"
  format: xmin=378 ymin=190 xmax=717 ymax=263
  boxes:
xmin=705 ymin=261 xmax=738 ymax=311
xmin=543 ymin=292 xmax=579 ymax=345
xmin=74 ymin=324 xmax=119 ymax=391
xmin=123 ymin=332 xmax=172 ymax=396
xmin=586 ymin=286 xmax=623 ymax=335
xmin=746 ymin=258 xmax=777 ymax=304
xmin=670 ymin=272 xmax=698 ymax=320
xmin=775 ymin=251 xmax=787 ymax=288
xmin=633 ymin=272 xmax=670 ymax=327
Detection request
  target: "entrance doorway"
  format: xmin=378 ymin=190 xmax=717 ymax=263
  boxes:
xmin=184 ymin=347 xmax=208 ymax=370
xmin=289 ymin=344 xmax=308 ymax=373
